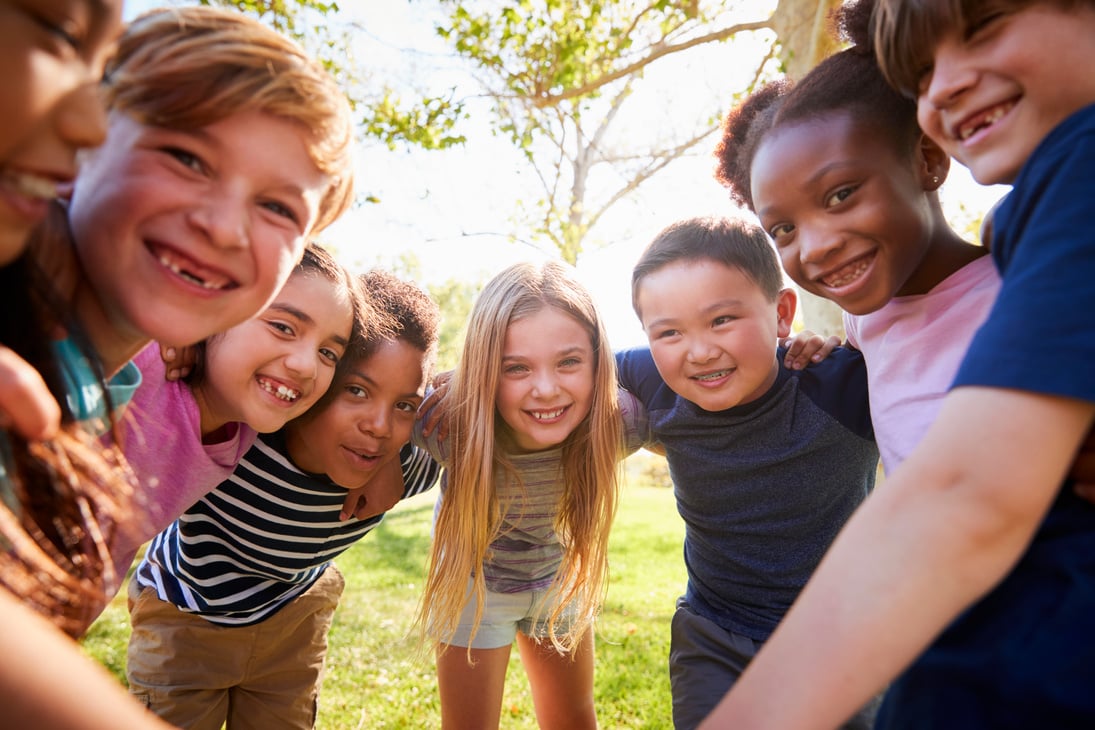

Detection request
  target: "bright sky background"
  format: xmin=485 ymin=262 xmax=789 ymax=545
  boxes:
xmin=126 ymin=0 xmax=1009 ymax=349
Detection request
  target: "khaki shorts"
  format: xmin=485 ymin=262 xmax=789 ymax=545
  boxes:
xmin=126 ymin=565 xmax=345 ymax=730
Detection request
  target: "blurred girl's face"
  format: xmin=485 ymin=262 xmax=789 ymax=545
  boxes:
xmin=194 ymin=270 xmax=353 ymax=436
xmin=495 ymin=306 xmax=595 ymax=453
xmin=0 ymin=0 xmax=123 ymax=263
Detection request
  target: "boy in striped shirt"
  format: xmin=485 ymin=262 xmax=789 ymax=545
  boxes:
xmin=126 ymin=270 xmax=441 ymax=729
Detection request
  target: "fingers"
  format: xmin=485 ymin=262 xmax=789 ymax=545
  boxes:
xmin=0 ymin=347 xmax=62 ymax=441
xmin=781 ymin=332 xmax=841 ymax=370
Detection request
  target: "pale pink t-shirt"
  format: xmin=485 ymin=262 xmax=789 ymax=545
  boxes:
xmin=844 ymin=255 xmax=1001 ymax=474
xmin=110 ymin=343 xmax=258 ymax=580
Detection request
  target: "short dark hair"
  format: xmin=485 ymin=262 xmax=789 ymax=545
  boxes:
xmin=632 ymin=216 xmax=784 ymax=318
xmin=356 ymin=269 xmax=440 ymax=366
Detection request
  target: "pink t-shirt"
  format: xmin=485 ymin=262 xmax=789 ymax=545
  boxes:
xmin=844 ymin=255 xmax=1001 ymax=474
xmin=110 ymin=343 xmax=257 ymax=579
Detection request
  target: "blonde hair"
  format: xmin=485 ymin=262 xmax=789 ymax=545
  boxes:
xmin=104 ymin=6 xmax=354 ymax=234
xmin=416 ymin=260 xmax=622 ymax=655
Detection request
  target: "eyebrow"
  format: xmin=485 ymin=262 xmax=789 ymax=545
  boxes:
xmin=643 ymin=300 xmax=747 ymax=330
xmin=502 ymin=344 xmax=588 ymax=361
xmin=267 ymin=302 xmax=349 ymax=347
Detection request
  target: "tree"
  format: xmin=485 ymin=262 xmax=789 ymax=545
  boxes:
xmin=435 ymin=0 xmax=847 ymax=334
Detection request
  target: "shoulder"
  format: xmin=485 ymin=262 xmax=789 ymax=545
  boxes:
xmin=787 ymin=347 xmax=873 ymax=440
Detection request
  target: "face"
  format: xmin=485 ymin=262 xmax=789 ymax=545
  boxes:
xmin=917 ymin=4 xmax=1095 ymax=185
xmin=751 ymin=113 xmax=942 ymax=315
xmin=68 ymin=109 xmax=330 ymax=368
xmin=0 ymin=0 xmax=122 ymax=264
xmin=495 ymin=306 xmax=596 ymax=453
xmin=637 ymin=259 xmax=793 ymax=412
xmin=285 ymin=338 xmax=428 ymax=488
xmin=194 ymin=270 xmax=353 ymax=435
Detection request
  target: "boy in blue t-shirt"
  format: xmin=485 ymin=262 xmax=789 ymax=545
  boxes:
xmin=701 ymin=3 xmax=1095 ymax=728
xmin=616 ymin=215 xmax=879 ymax=730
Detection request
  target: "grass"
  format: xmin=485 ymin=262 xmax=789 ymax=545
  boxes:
xmin=82 ymin=458 xmax=686 ymax=728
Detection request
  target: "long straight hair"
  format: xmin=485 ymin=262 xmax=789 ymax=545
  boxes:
xmin=417 ymin=260 xmax=622 ymax=654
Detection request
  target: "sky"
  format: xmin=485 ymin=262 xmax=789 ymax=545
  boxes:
xmin=125 ymin=0 xmax=1010 ymax=349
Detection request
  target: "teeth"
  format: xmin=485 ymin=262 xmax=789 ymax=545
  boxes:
xmin=531 ymin=408 xmax=565 ymax=421
xmin=959 ymin=105 xmax=1009 ymax=141
xmin=259 ymin=379 xmax=300 ymax=402
xmin=694 ymin=370 xmax=730 ymax=382
xmin=822 ymin=258 xmax=869 ymax=288
xmin=158 ymin=254 xmax=229 ymax=290
xmin=1 ymin=171 xmax=58 ymax=200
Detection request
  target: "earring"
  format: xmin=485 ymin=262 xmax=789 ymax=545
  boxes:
xmin=931 ymin=175 xmax=940 ymax=185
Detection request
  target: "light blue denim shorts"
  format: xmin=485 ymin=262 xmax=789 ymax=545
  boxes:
xmin=448 ymin=580 xmax=578 ymax=649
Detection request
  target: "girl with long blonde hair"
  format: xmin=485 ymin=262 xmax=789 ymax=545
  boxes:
xmin=416 ymin=260 xmax=645 ymax=729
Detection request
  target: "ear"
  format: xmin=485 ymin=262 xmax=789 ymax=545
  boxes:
xmin=776 ymin=287 xmax=796 ymax=339
xmin=918 ymin=133 xmax=951 ymax=192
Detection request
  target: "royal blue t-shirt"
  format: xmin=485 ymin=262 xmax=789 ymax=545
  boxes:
xmin=878 ymin=104 xmax=1095 ymax=728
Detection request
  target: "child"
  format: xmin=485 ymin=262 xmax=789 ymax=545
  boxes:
xmin=415 ymin=260 xmax=646 ymax=730
xmin=33 ymin=4 xmax=355 ymax=379
xmin=109 ymin=242 xmax=360 ymax=590
xmin=616 ymin=215 xmax=879 ymax=730
xmin=126 ymin=269 xmax=441 ymax=729
xmin=0 ymin=1 xmax=176 ymax=727
xmin=714 ymin=0 xmax=1000 ymax=474
xmin=699 ymin=1 xmax=1095 ymax=728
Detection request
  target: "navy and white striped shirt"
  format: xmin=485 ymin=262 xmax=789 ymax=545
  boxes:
xmin=134 ymin=431 xmax=440 ymax=626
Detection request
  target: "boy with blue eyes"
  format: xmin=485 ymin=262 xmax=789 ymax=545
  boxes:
xmin=615 ymin=216 xmax=880 ymax=730
xmin=126 ymin=270 xmax=442 ymax=729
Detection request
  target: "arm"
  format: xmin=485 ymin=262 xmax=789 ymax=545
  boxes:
xmin=0 ymin=588 xmax=172 ymax=730
xmin=700 ymin=386 xmax=1094 ymax=729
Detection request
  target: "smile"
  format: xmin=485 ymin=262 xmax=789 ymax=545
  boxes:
xmin=957 ymin=102 xmax=1014 ymax=141
xmin=692 ymin=369 xmax=731 ymax=382
xmin=528 ymin=407 xmax=567 ymax=421
xmin=258 ymin=377 xmax=300 ymax=402
xmin=0 ymin=170 xmax=60 ymax=200
xmin=820 ymin=256 xmax=871 ymax=288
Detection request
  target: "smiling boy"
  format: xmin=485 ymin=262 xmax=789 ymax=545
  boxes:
xmin=615 ymin=216 xmax=879 ymax=729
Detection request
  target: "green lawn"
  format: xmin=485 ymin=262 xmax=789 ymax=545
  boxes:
xmin=82 ymin=460 xmax=686 ymax=728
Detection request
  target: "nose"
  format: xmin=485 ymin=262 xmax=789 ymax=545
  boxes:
xmin=283 ymin=345 xmax=319 ymax=382
xmin=797 ymin=224 xmax=843 ymax=267
xmin=57 ymin=82 xmax=108 ymax=151
xmin=923 ymin=38 xmax=974 ymax=111
xmin=530 ymin=371 xmax=560 ymax=399
xmin=357 ymin=405 xmax=391 ymax=439
xmin=187 ymin=187 xmax=251 ymax=250
xmin=686 ymin=336 xmax=718 ymax=365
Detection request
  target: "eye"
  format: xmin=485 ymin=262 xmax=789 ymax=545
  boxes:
xmin=653 ymin=328 xmax=679 ymax=340
xmin=268 ymin=320 xmax=294 ymax=336
xmin=319 ymin=346 xmax=341 ymax=364
xmin=261 ymin=199 xmax=300 ymax=223
xmin=768 ymin=222 xmax=794 ymax=240
xmin=559 ymin=356 xmax=582 ymax=368
xmin=503 ymin=363 xmax=529 ymax=376
xmin=713 ymin=315 xmax=737 ymax=327
xmin=30 ymin=8 xmax=86 ymax=54
xmin=965 ymin=10 xmax=1005 ymax=40
xmin=164 ymin=146 xmax=206 ymax=174
xmin=396 ymin=400 xmax=418 ymax=414
xmin=346 ymin=384 xmax=367 ymax=398
xmin=824 ymin=186 xmax=856 ymax=208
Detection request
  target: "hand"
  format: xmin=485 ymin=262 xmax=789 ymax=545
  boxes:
xmin=160 ymin=343 xmax=197 ymax=381
xmin=339 ymin=458 xmax=406 ymax=521
xmin=779 ymin=330 xmax=842 ymax=370
xmin=419 ymin=370 xmax=454 ymax=439
xmin=1070 ymin=426 xmax=1095 ymax=504
xmin=0 ymin=347 xmax=61 ymax=441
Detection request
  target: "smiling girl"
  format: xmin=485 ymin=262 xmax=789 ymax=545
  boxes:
xmin=415 ymin=260 xmax=646 ymax=730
